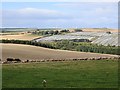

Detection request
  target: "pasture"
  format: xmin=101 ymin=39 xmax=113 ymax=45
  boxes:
xmin=2 ymin=60 xmax=118 ymax=88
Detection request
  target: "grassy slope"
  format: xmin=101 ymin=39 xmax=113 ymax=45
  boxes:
xmin=2 ymin=60 xmax=118 ymax=88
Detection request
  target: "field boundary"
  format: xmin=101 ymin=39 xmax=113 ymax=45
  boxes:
xmin=1 ymin=57 xmax=119 ymax=64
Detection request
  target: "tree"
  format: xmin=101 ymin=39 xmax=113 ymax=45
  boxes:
xmin=49 ymin=30 xmax=54 ymax=35
xmin=74 ymin=29 xmax=83 ymax=32
xmin=54 ymin=30 xmax=59 ymax=35
xmin=43 ymin=31 xmax=49 ymax=35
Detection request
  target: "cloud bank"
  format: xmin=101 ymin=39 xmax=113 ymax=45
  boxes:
xmin=2 ymin=2 xmax=118 ymax=28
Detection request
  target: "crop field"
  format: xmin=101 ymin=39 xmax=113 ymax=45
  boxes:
xmin=2 ymin=60 xmax=118 ymax=88
xmin=2 ymin=44 xmax=118 ymax=61
xmin=0 ymin=34 xmax=40 ymax=41
xmin=81 ymin=28 xmax=118 ymax=32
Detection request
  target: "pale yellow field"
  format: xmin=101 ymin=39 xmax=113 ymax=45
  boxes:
xmin=81 ymin=28 xmax=118 ymax=32
xmin=0 ymin=34 xmax=41 ymax=40
xmin=1 ymin=44 xmax=118 ymax=61
xmin=68 ymin=28 xmax=118 ymax=32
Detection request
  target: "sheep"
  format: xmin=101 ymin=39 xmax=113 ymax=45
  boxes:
xmin=14 ymin=58 xmax=21 ymax=62
xmin=2 ymin=61 xmax=8 ymax=64
xmin=7 ymin=58 xmax=13 ymax=62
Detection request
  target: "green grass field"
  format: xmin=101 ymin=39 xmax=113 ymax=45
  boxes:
xmin=2 ymin=60 xmax=118 ymax=88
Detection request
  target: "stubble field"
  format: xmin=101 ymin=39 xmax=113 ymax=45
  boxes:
xmin=2 ymin=44 xmax=118 ymax=61
xmin=0 ymin=33 xmax=40 ymax=41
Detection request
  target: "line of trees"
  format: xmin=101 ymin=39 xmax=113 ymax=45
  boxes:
xmin=32 ymin=30 xmax=59 ymax=36
xmin=1 ymin=39 xmax=55 ymax=49
xmin=52 ymin=40 xmax=119 ymax=55
xmin=1 ymin=39 xmax=119 ymax=55
xmin=43 ymin=40 xmax=119 ymax=55
xmin=32 ymin=29 xmax=70 ymax=36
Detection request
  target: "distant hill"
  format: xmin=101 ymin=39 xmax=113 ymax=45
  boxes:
xmin=0 ymin=28 xmax=117 ymax=32
xmin=0 ymin=28 xmax=36 ymax=32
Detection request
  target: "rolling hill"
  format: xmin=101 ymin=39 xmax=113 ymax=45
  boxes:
xmin=2 ymin=43 xmax=118 ymax=61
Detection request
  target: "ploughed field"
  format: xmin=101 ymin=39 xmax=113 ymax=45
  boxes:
xmin=2 ymin=60 xmax=118 ymax=88
xmin=2 ymin=44 xmax=118 ymax=61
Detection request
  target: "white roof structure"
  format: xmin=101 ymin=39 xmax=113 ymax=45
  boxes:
xmin=35 ymin=32 xmax=119 ymax=46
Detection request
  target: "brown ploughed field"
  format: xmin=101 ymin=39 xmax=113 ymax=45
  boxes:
xmin=2 ymin=44 xmax=118 ymax=61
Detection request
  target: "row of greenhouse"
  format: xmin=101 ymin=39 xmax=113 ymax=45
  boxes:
xmin=35 ymin=32 xmax=119 ymax=46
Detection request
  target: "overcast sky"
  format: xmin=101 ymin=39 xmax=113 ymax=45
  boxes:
xmin=2 ymin=2 xmax=118 ymax=28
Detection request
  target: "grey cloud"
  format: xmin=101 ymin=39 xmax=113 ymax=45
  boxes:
xmin=2 ymin=8 xmax=73 ymax=20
